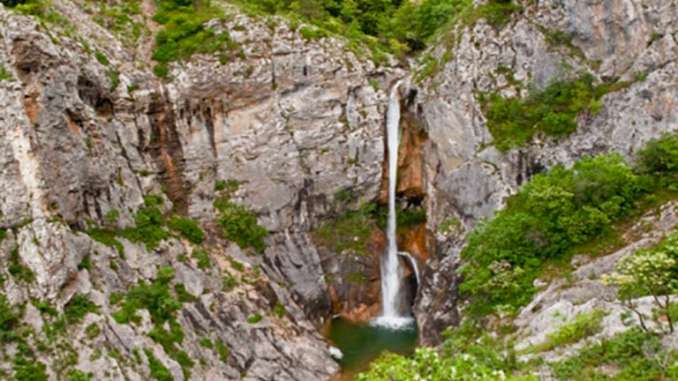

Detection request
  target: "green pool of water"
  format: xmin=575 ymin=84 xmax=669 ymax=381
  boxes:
xmin=326 ymin=317 xmax=417 ymax=375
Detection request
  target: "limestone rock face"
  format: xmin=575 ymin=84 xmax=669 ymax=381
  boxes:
xmin=0 ymin=1 xmax=403 ymax=378
xmin=414 ymin=0 xmax=678 ymax=343
xmin=512 ymin=202 xmax=678 ymax=366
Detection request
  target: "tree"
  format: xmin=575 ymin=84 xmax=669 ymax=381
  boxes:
xmin=603 ymin=233 xmax=678 ymax=334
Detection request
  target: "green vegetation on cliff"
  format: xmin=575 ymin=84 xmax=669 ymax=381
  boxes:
xmin=460 ymin=152 xmax=645 ymax=316
xmin=233 ymin=0 xmax=479 ymax=58
xmin=212 ymin=180 xmax=268 ymax=253
xmin=479 ymin=74 xmax=639 ymax=151
xmin=358 ymin=323 xmax=535 ymax=381
xmin=113 ymin=266 xmax=193 ymax=379
xmin=460 ymin=133 xmax=678 ymax=317
xmin=152 ymin=0 xmax=239 ymax=77
xmin=359 ymin=133 xmax=678 ymax=380
xmin=552 ymin=328 xmax=678 ymax=381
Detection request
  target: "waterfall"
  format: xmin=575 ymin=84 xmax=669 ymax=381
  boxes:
xmin=372 ymin=81 xmax=414 ymax=329
xmin=399 ymin=251 xmax=421 ymax=288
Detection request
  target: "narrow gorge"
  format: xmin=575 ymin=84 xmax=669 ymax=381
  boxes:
xmin=0 ymin=0 xmax=677 ymax=380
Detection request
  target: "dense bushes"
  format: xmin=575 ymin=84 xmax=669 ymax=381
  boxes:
xmin=235 ymin=0 xmax=472 ymax=56
xmin=113 ymin=267 xmax=193 ymax=378
xmin=168 ymin=215 xmax=205 ymax=244
xmin=603 ymin=230 xmax=678 ymax=334
xmin=460 ymin=153 xmax=643 ymax=315
xmin=88 ymin=195 xmax=205 ymax=251
xmin=458 ymin=133 xmax=678 ymax=317
xmin=551 ymin=328 xmax=678 ymax=381
xmin=464 ymin=0 xmax=521 ymax=29
xmin=152 ymin=0 xmax=238 ymax=77
xmin=358 ymin=325 xmax=535 ymax=381
xmin=214 ymin=196 xmax=268 ymax=254
xmin=0 ymin=295 xmax=21 ymax=343
xmin=637 ymin=132 xmax=678 ymax=189
xmin=480 ymin=74 xmax=609 ymax=151
xmin=119 ymin=195 xmax=170 ymax=250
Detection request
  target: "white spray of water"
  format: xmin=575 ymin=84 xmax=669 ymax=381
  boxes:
xmin=372 ymin=81 xmax=414 ymax=329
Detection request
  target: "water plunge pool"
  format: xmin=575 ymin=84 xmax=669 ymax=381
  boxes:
xmin=325 ymin=317 xmax=417 ymax=379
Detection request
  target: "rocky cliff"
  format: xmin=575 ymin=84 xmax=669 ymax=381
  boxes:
xmin=412 ymin=0 xmax=678 ymax=344
xmin=0 ymin=0 xmax=677 ymax=379
xmin=0 ymin=0 xmax=404 ymax=379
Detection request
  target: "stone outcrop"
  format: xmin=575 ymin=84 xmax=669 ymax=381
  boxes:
xmin=1 ymin=0 xmax=677 ymax=377
xmin=512 ymin=201 xmax=678 ymax=367
xmin=413 ymin=0 xmax=678 ymax=343
xmin=0 ymin=0 xmax=404 ymax=378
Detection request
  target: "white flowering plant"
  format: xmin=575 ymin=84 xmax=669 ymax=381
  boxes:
xmin=602 ymin=232 xmax=678 ymax=333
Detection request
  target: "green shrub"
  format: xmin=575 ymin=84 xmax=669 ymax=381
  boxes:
xmin=0 ymin=295 xmax=21 ymax=343
xmin=465 ymin=0 xmax=521 ymax=29
xmin=115 ymin=267 xmax=193 ymax=375
xmin=66 ymin=370 xmax=92 ymax=381
xmin=168 ymin=215 xmax=204 ymax=244
xmin=480 ymin=74 xmax=612 ymax=151
xmin=120 ymin=196 xmax=169 ymax=250
xmin=32 ymin=299 xmax=57 ymax=317
xmin=234 ymin=0 xmax=470 ymax=57
xmin=9 ymin=246 xmax=35 ymax=283
xmin=0 ymin=64 xmax=13 ymax=81
xmin=312 ymin=203 xmax=378 ymax=256
xmin=113 ymin=266 xmax=180 ymax=325
xmin=357 ymin=341 xmax=534 ymax=381
xmin=84 ymin=323 xmax=100 ymax=340
xmin=216 ymin=340 xmax=229 ymax=362
xmin=191 ymin=248 xmax=210 ymax=269
xmin=637 ymin=132 xmax=678 ymax=189
xmin=199 ymin=337 xmax=213 ymax=349
xmin=247 ymin=313 xmax=262 ymax=324
xmin=529 ymin=309 xmax=606 ymax=352
xmin=214 ymin=197 xmax=267 ymax=253
xmin=64 ymin=294 xmax=98 ymax=324
xmin=273 ymin=303 xmax=286 ymax=318
xmin=299 ymin=26 xmax=328 ymax=40
xmin=222 ymin=273 xmax=237 ymax=291
xmin=172 ymin=349 xmax=194 ymax=379
xmin=228 ymin=257 xmax=244 ymax=272
xmin=174 ymin=284 xmax=196 ymax=303
xmin=460 ymin=153 xmax=642 ymax=316
xmin=108 ymin=69 xmax=120 ymax=91
xmin=90 ymin=0 xmax=144 ymax=46
xmin=94 ymin=50 xmax=110 ymax=66
xmin=551 ymin=328 xmax=675 ymax=381
xmin=151 ymin=0 xmax=238 ymax=78
xmin=1 ymin=0 xmax=27 ymax=6
xmin=78 ymin=255 xmax=92 ymax=271
xmin=86 ymin=228 xmax=124 ymax=254
xmin=13 ymin=354 xmax=48 ymax=381
xmin=148 ymin=319 xmax=184 ymax=353
xmin=603 ymin=231 xmax=678 ymax=334
xmin=144 ymin=348 xmax=174 ymax=381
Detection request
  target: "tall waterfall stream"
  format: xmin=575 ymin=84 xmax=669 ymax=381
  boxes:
xmin=326 ymin=81 xmax=418 ymax=378
xmin=372 ymin=80 xmax=416 ymax=329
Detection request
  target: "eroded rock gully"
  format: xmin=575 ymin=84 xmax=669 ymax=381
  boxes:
xmin=0 ymin=0 xmax=677 ymax=378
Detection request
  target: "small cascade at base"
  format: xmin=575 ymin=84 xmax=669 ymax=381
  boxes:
xmin=399 ymin=251 xmax=421 ymax=287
